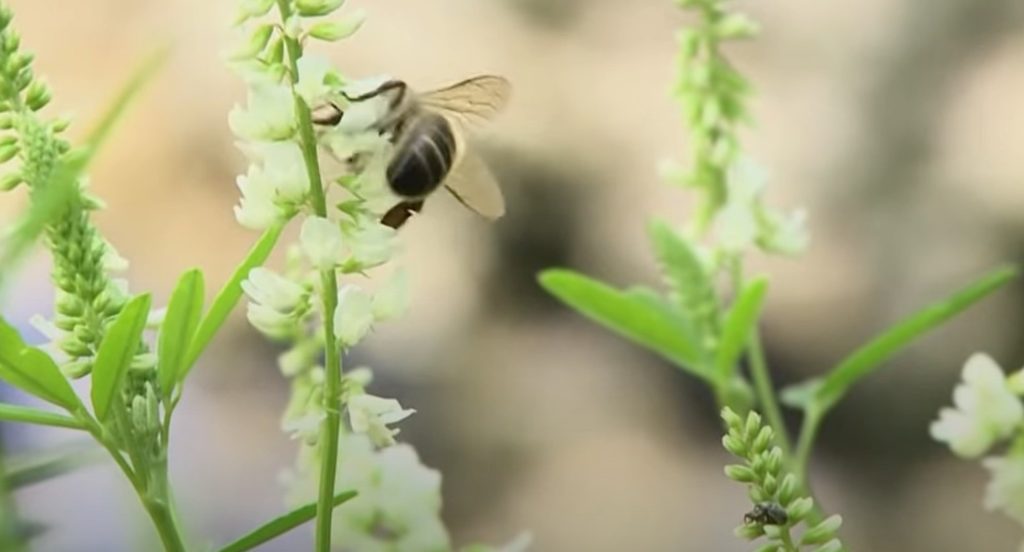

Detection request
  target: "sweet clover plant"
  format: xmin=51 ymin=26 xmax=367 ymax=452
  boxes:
xmin=540 ymin=0 xmax=1016 ymax=549
xmin=0 ymin=0 xmax=522 ymax=550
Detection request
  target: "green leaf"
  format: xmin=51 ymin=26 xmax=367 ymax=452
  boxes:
xmin=812 ymin=266 xmax=1017 ymax=411
xmin=648 ymin=219 xmax=719 ymax=320
xmin=0 ymin=317 xmax=82 ymax=411
xmin=0 ymin=403 xmax=85 ymax=431
xmin=3 ymin=443 xmax=104 ymax=489
xmin=183 ymin=222 xmax=284 ymax=376
xmin=217 ymin=491 xmax=357 ymax=552
xmin=539 ymin=269 xmax=710 ymax=382
xmin=157 ymin=269 xmax=205 ymax=396
xmin=91 ymin=294 xmax=151 ymax=420
xmin=0 ymin=49 xmax=167 ymax=292
xmin=714 ymin=277 xmax=769 ymax=383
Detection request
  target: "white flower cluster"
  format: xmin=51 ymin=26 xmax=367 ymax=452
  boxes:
xmin=713 ymin=157 xmax=808 ymax=256
xmin=930 ymin=353 xmax=1024 ymax=535
xmin=227 ymin=3 xmax=525 ymax=551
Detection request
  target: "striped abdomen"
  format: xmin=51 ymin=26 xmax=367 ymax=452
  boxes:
xmin=386 ymin=113 xmax=457 ymax=198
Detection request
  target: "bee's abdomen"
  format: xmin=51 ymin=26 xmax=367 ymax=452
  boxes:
xmin=386 ymin=114 xmax=456 ymax=198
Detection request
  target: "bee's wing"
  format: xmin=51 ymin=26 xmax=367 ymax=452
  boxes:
xmin=444 ymin=148 xmax=505 ymax=221
xmin=418 ymin=75 xmax=511 ymax=129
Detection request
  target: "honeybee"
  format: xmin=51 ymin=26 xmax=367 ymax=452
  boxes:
xmin=314 ymin=75 xmax=511 ymax=229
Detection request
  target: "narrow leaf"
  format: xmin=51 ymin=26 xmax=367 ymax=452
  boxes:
xmin=183 ymin=222 xmax=284 ymax=376
xmin=0 ymin=318 xmax=82 ymax=411
xmin=3 ymin=443 xmax=103 ymax=489
xmin=0 ymin=49 xmax=167 ymax=291
xmin=217 ymin=491 xmax=357 ymax=552
xmin=814 ymin=266 xmax=1017 ymax=411
xmin=91 ymin=294 xmax=151 ymax=420
xmin=157 ymin=269 xmax=205 ymax=397
xmin=539 ymin=269 xmax=710 ymax=381
xmin=714 ymin=277 xmax=769 ymax=383
xmin=0 ymin=403 xmax=85 ymax=431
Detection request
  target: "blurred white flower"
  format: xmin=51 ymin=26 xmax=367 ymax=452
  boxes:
xmin=234 ymin=170 xmax=279 ymax=230
xmin=758 ymin=207 xmax=809 ymax=255
xmin=300 ymin=216 xmax=345 ymax=270
xmin=349 ymin=393 xmax=416 ymax=447
xmin=372 ymin=270 xmax=409 ymax=321
xmin=930 ymin=353 xmax=1024 ymax=458
xmin=242 ymin=268 xmax=309 ymax=339
xmin=295 ymin=54 xmax=339 ymax=106
xmin=983 ymin=452 xmax=1024 ymax=526
xmin=229 ymin=82 xmax=296 ymax=141
xmin=347 ymin=218 xmax=397 ymax=268
xmin=234 ymin=142 xmax=310 ymax=229
xmin=334 ymin=285 xmax=374 ymax=346
xmin=715 ymin=158 xmax=764 ymax=252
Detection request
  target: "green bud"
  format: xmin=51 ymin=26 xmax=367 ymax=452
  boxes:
xmin=295 ymin=0 xmax=345 ymax=17
xmin=61 ymin=337 xmax=92 ymax=357
xmin=715 ymin=13 xmax=759 ymax=40
xmin=63 ymin=359 xmax=92 ymax=379
xmin=743 ymin=411 xmax=762 ymax=440
xmin=812 ymin=539 xmax=843 ymax=552
xmin=751 ymin=425 xmax=773 ymax=454
xmin=777 ymin=474 xmax=797 ymax=505
xmin=145 ymin=382 xmax=160 ymax=430
xmin=0 ymin=113 xmax=13 ymax=129
xmin=724 ymin=464 xmax=756 ymax=483
xmin=50 ymin=116 xmax=73 ymax=133
xmin=3 ymin=31 xmax=20 ymax=53
xmin=721 ymin=406 xmax=742 ymax=429
xmin=235 ymin=0 xmax=275 ymax=24
xmin=801 ymin=515 xmax=842 ymax=545
xmin=232 ymin=23 xmax=274 ymax=60
xmin=722 ymin=434 xmax=745 ymax=456
xmin=72 ymin=324 xmax=96 ymax=345
xmin=0 ymin=143 xmax=18 ymax=163
xmin=786 ymin=497 xmax=814 ymax=521
xmin=761 ymin=524 xmax=782 ymax=539
xmin=131 ymin=353 xmax=158 ymax=371
xmin=748 ymin=486 xmax=768 ymax=503
xmin=26 ymin=80 xmax=52 ymax=111
xmin=308 ymin=10 xmax=366 ymax=41
xmin=265 ymin=37 xmax=284 ymax=65
xmin=762 ymin=473 xmax=777 ymax=495
xmin=766 ymin=446 xmax=783 ymax=473
xmin=0 ymin=171 xmax=21 ymax=191
xmin=131 ymin=395 xmax=148 ymax=432
xmin=753 ymin=544 xmax=779 ymax=552
xmin=734 ymin=524 xmax=763 ymax=540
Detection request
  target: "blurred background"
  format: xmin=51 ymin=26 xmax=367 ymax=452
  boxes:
xmin=2 ymin=0 xmax=1024 ymax=550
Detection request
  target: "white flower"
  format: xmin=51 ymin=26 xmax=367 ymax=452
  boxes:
xmin=983 ymin=452 xmax=1024 ymax=526
xmin=243 ymin=141 xmax=310 ymax=203
xmin=234 ymin=171 xmax=280 ymax=229
xmin=348 ymin=393 xmax=416 ymax=447
xmin=300 ymin=216 xmax=345 ymax=270
xmin=228 ymin=81 xmax=296 ymax=141
xmin=336 ymin=76 xmax=393 ymax=133
xmin=347 ymin=218 xmax=397 ymax=268
xmin=930 ymin=353 xmax=1024 ymax=458
xmin=372 ymin=269 xmax=408 ymax=321
xmin=334 ymin=285 xmax=374 ymax=346
xmin=715 ymin=158 xmax=764 ymax=252
xmin=243 ymin=268 xmax=307 ymax=312
xmin=242 ymin=268 xmax=309 ymax=339
xmin=295 ymin=54 xmax=339 ymax=106
xmin=759 ymin=207 xmax=809 ymax=255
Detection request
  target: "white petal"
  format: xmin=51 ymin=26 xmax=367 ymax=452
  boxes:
xmin=373 ymin=269 xmax=408 ymax=321
xmin=300 ymin=216 xmax=345 ymax=270
xmin=334 ymin=285 xmax=374 ymax=346
xmin=242 ymin=267 xmax=307 ymax=311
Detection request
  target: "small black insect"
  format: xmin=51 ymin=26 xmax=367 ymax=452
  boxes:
xmin=743 ymin=502 xmax=788 ymax=526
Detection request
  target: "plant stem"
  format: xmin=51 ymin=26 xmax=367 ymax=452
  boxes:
xmin=793 ymin=405 xmax=822 ymax=486
xmin=274 ymin=2 xmax=345 ymax=550
xmin=747 ymin=327 xmax=792 ymax=456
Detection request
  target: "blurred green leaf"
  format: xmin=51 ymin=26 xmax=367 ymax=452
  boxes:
xmin=714 ymin=277 xmax=769 ymax=384
xmin=183 ymin=222 xmax=285 ymax=377
xmin=0 ymin=317 xmax=82 ymax=411
xmin=3 ymin=443 xmax=103 ymax=489
xmin=812 ymin=266 xmax=1017 ymax=412
xmin=538 ymin=269 xmax=710 ymax=382
xmin=0 ymin=403 xmax=84 ymax=431
xmin=648 ymin=220 xmax=718 ymax=320
xmin=91 ymin=294 xmax=151 ymax=421
xmin=157 ymin=269 xmax=204 ymax=396
xmin=0 ymin=49 xmax=167 ymax=292
xmin=217 ymin=490 xmax=357 ymax=552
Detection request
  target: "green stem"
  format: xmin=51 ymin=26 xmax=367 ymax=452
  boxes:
xmin=747 ymin=327 xmax=791 ymax=456
xmin=793 ymin=405 xmax=822 ymax=486
xmin=274 ymin=3 xmax=344 ymax=550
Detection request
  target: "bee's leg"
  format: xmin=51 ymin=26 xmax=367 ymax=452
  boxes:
xmin=380 ymin=200 xmax=425 ymax=229
xmin=311 ymin=102 xmax=343 ymax=126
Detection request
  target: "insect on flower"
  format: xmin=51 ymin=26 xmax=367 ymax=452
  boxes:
xmin=743 ymin=501 xmax=788 ymax=526
xmin=314 ymin=75 xmax=511 ymax=229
